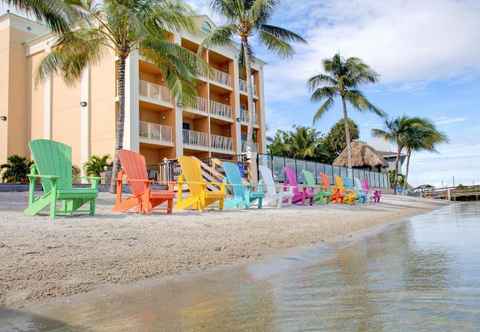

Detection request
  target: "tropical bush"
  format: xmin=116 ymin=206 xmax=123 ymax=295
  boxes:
xmin=0 ymin=155 xmax=33 ymax=184
xmin=84 ymin=155 xmax=112 ymax=178
xmin=267 ymin=119 xmax=361 ymax=163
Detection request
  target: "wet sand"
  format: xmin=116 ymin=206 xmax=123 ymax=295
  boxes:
xmin=0 ymin=192 xmax=447 ymax=308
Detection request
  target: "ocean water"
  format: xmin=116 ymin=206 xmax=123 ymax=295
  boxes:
xmin=2 ymin=203 xmax=480 ymax=331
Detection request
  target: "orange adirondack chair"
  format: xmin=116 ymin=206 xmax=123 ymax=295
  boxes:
xmin=113 ymin=150 xmax=174 ymax=214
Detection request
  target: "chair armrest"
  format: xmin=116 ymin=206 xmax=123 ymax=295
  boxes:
xmin=125 ymin=178 xmax=153 ymax=183
xmin=28 ymin=174 xmax=59 ymax=181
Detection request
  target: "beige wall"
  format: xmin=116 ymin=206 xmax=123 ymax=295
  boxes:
xmin=28 ymin=52 xmax=45 ymax=143
xmin=90 ymin=51 xmax=116 ymax=159
xmin=0 ymin=28 xmax=10 ymax=164
xmin=52 ymin=75 xmax=82 ymax=166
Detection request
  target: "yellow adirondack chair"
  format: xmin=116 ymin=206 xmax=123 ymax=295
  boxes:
xmin=334 ymin=176 xmax=357 ymax=205
xmin=175 ymin=156 xmax=225 ymax=211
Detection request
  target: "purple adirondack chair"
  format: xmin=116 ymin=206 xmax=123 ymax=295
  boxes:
xmin=362 ymin=179 xmax=381 ymax=203
xmin=283 ymin=166 xmax=314 ymax=205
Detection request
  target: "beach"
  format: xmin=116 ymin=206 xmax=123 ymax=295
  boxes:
xmin=0 ymin=192 xmax=447 ymax=308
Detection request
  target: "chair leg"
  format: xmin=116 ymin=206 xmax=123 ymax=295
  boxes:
xmin=89 ymin=199 xmax=96 ymax=216
xmin=167 ymin=199 xmax=173 ymax=214
xmin=49 ymin=191 xmax=57 ymax=221
xmin=219 ymin=199 xmax=224 ymax=210
xmin=258 ymin=198 xmax=263 ymax=209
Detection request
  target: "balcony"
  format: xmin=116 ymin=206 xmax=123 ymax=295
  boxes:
xmin=239 ymin=79 xmax=257 ymax=96
xmin=241 ymin=140 xmax=260 ymax=153
xmin=139 ymin=80 xmax=172 ymax=106
xmin=139 ymin=121 xmax=173 ymax=146
xmin=240 ymin=108 xmax=258 ymax=126
xmin=183 ymin=96 xmax=209 ymax=116
xmin=183 ymin=129 xmax=209 ymax=150
xmin=211 ymin=134 xmax=233 ymax=153
xmin=210 ymin=100 xmax=233 ymax=120
xmin=210 ymin=68 xmax=232 ymax=88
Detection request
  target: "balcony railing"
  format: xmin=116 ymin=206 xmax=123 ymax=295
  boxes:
xmin=139 ymin=80 xmax=172 ymax=105
xmin=139 ymin=121 xmax=173 ymax=145
xmin=241 ymin=140 xmax=260 ymax=153
xmin=210 ymin=68 xmax=232 ymax=87
xmin=210 ymin=100 xmax=232 ymax=120
xmin=182 ymin=129 xmax=209 ymax=148
xmin=240 ymin=107 xmax=257 ymax=125
xmin=184 ymin=96 xmax=208 ymax=115
xmin=211 ymin=134 xmax=233 ymax=152
xmin=239 ymin=79 xmax=257 ymax=95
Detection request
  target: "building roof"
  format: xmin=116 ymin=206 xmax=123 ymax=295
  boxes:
xmin=333 ymin=141 xmax=386 ymax=168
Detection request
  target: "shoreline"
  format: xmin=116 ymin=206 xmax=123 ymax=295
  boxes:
xmin=0 ymin=192 xmax=448 ymax=308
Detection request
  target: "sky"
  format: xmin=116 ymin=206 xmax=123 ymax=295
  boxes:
xmin=2 ymin=0 xmax=479 ymax=187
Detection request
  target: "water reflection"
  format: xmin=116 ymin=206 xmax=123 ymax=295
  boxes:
xmin=3 ymin=203 xmax=480 ymax=331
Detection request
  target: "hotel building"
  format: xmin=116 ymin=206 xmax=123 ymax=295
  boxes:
xmin=0 ymin=13 xmax=266 ymax=173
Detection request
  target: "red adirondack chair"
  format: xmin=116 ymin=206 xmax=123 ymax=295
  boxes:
xmin=113 ymin=150 xmax=174 ymax=214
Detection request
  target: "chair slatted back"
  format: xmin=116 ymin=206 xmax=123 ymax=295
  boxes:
xmin=223 ymin=162 xmax=245 ymax=198
xmin=259 ymin=165 xmax=276 ymax=194
xmin=284 ymin=166 xmax=300 ymax=195
xmin=29 ymin=139 xmax=72 ymax=192
xmin=118 ymin=150 xmax=148 ymax=196
xmin=178 ymin=156 xmax=206 ymax=195
xmin=302 ymin=170 xmax=316 ymax=187
xmin=320 ymin=173 xmax=330 ymax=190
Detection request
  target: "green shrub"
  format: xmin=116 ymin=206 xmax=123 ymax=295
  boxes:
xmin=0 ymin=155 xmax=33 ymax=184
xmin=83 ymin=155 xmax=112 ymax=177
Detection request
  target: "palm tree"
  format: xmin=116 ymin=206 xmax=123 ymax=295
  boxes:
xmin=285 ymin=126 xmax=321 ymax=160
xmin=400 ymin=119 xmax=448 ymax=191
xmin=36 ymin=0 xmax=205 ymax=192
xmin=3 ymin=0 xmax=72 ymax=33
xmin=308 ymin=53 xmax=384 ymax=172
xmin=84 ymin=154 xmax=112 ymax=178
xmin=372 ymin=116 xmax=420 ymax=193
xmin=0 ymin=155 xmax=33 ymax=183
xmin=201 ymin=0 xmax=306 ymax=182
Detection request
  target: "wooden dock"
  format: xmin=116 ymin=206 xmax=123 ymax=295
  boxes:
xmin=425 ymin=186 xmax=480 ymax=201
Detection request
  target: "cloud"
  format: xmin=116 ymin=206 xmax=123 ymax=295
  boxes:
xmin=263 ymin=0 xmax=480 ymax=102
xmin=434 ymin=117 xmax=467 ymax=126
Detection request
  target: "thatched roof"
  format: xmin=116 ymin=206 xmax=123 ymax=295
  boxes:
xmin=333 ymin=141 xmax=386 ymax=168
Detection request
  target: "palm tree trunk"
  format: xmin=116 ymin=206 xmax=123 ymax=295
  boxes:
xmin=242 ymin=39 xmax=258 ymax=185
xmin=403 ymin=148 xmax=412 ymax=193
xmin=341 ymin=97 xmax=353 ymax=176
xmin=393 ymin=144 xmax=402 ymax=194
xmin=109 ymin=56 xmax=127 ymax=193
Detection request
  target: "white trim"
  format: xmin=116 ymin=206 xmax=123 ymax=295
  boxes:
xmin=123 ymin=51 xmax=140 ymax=151
xmin=80 ymin=66 xmax=91 ymax=180
xmin=259 ymin=69 xmax=267 ymax=153
xmin=233 ymin=57 xmax=242 ymax=155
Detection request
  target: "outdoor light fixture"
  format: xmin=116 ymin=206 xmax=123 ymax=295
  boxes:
xmin=0 ymin=116 xmax=7 ymax=122
xmin=80 ymin=101 xmax=88 ymax=107
xmin=236 ymin=117 xmax=241 ymax=123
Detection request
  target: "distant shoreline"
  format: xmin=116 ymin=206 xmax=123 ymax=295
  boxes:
xmin=0 ymin=192 xmax=448 ymax=308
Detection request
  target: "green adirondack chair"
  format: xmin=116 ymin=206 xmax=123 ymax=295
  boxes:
xmin=302 ymin=170 xmax=331 ymax=204
xmin=24 ymin=139 xmax=99 ymax=220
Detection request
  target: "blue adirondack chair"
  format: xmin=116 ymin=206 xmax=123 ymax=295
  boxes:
xmin=223 ymin=162 xmax=264 ymax=209
xmin=343 ymin=176 xmax=367 ymax=204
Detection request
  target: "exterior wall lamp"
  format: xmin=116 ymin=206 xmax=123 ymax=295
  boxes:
xmin=0 ymin=115 xmax=7 ymax=122
xmin=80 ymin=101 xmax=88 ymax=107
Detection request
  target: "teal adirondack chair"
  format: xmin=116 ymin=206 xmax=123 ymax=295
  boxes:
xmin=24 ymin=139 xmax=99 ymax=220
xmin=223 ymin=162 xmax=264 ymax=209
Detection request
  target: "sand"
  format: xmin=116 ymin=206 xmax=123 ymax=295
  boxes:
xmin=0 ymin=192 xmax=447 ymax=308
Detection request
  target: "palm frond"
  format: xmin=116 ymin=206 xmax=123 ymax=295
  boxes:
xmin=313 ymin=97 xmax=335 ymax=123
xmin=251 ymin=0 xmax=278 ymax=26
xmin=307 ymin=74 xmax=337 ymax=90
xmin=344 ymin=90 xmax=385 ymax=117
xmin=258 ymin=29 xmax=294 ymax=58
xmin=36 ymin=29 xmax=105 ymax=85
xmin=6 ymin=0 xmax=72 ymax=33
xmin=310 ymin=86 xmax=337 ymax=102
xmin=259 ymin=24 xmax=306 ymax=44
xmin=199 ymin=24 xmax=237 ymax=52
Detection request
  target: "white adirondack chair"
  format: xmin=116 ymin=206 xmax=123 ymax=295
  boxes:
xmin=259 ymin=165 xmax=293 ymax=207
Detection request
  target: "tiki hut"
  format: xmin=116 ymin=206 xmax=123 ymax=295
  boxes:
xmin=333 ymin=141 xmax=386 ymax=171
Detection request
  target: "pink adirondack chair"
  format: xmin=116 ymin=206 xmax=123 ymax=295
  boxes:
xmin=283 ymin=166 xmax=314 ymax=205
xmin=362 ymin=179 xmax=381 ymax=203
